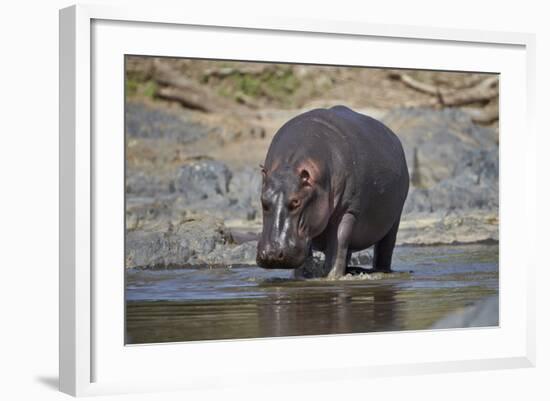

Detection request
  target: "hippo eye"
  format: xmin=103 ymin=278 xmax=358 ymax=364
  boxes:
xmin=288 ymin=199 xmax=301 ymax=210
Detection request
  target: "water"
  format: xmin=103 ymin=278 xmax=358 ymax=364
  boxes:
xmin=125 ymin=244 xmax=498 ymax=344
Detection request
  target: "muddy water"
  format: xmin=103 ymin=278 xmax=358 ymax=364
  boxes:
xmin=125 ymin=244 xmax=498 ymax=344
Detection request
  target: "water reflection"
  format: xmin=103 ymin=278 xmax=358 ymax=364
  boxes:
xmin=126 ymin=283 xmax=406 ymax=344
xmin=256 ymin=284 xmax=399 ymax=337
xmin=125 ymin=244 xmax=499 ymax=344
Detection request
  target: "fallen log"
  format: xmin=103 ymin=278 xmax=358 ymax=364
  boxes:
xmin=391 ymin=72 xmax=499 ymax=107
xmin=204 ymin=64 xmax=273 ymax=78
xmin=395 ymin=73 xmax=440 ymax=96
xmin=156 ymin=87 xmax=215 ymax=112
xmin=151 ymin=59 xmax=247 ymax=113
xmin=468 ymin=101 xmax=499 ymax=124
xmin=440 ymin=76 xmax=499 ymax=107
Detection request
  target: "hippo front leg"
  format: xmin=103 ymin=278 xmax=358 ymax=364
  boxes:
xmin=325 ymin=213 xmax=357 ymax=279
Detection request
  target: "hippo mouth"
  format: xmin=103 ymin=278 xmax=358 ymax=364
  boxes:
xmin=256 ymin=251 xmax=306 ymax=269
xmin=256 ymin=258 xmax=298 ymax=269
xmin=256 ymin=240 xmax=311 ymax=270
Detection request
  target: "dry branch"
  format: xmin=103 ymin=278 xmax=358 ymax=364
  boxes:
xmin=396 ymin=73 xmax=440 ymax=96
xmin=155 ymin=87 xmax=215 ymax=112
xmin=469 ymin=101 xmax=500 ymax=124
xmin=151 ymin=59 xmax=246 ymax=113
xmin=440 ymin=76 xmax=499 ymax=106
xmin=391 ymin=73 xmax=499 ymax=108
xmin=204 ymin=64 xmax=273 ymax=78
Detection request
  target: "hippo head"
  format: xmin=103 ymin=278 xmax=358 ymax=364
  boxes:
xmin=256 ymin=163 xmax=330 ymax=269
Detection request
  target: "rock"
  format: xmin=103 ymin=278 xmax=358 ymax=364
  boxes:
xmin=383 ymin=108 xmax=497 ymax=189
xmin=227 ymin=166 xmax=262 ymax=220
xmin=167 ymin=161 xmax=261 ymax=221
xmin=126 ymin=171 xmax=171 ymax=196
xmin=125 ymin=215 xmax=230 ymax=268
xmin=229 ymin=229 xmax=259 ymax=245
xmin=431 ymin=295 xmax=499 ymax=329
xmin=216 ymin=241 xmax=258 ymax=265
xmin=390 ymin=108 xmax=499 ymax=217
xmin=403 ymin=148 xmax=498 ymax=215
xmin=350 ymin=250 xmax=373 ymax=266
xmin=125 ymin=210 xmax=263 ymax=268
xmin=175 ymin=159 xmax=232 ymax=203
xmin=125 ymin=196 xmax=177 ymax=231
xmin=294 ymin=252 xmax=327 ymax=278
xmin=125 ymin=102 xmax=207 ymax=142
xmin=169 ymin=163 xmax=260 ymax=221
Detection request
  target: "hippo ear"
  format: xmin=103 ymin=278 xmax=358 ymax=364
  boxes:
xmin=259 ymin=164 xmax=266 ymax=177
xmin=299 ymin=169 xmax=312 ymax=187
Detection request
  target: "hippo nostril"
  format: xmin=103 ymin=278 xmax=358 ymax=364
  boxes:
xmin=277 ymin=250 xmax=284 ymax=260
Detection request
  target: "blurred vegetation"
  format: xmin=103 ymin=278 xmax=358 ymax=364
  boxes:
xmin=124 ymin=56 xmax=498 ymax=123
xmin=125 ymin=76 xmax=158 ymax=99
xmin=212 ymin=67 xmax=300 ymax=106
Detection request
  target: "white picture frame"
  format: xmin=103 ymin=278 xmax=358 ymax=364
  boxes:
xmin=59 ymin=4 xmax=536 ymax=397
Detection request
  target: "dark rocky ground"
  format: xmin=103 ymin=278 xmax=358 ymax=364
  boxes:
xmin=125 ymin=102 xmax=498 ymax=270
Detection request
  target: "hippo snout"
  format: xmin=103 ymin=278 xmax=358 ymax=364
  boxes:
xmin=256 ymin=243 xmax=294 ymax=269
xmin=259 ymin=244 xmax=285 ymax=261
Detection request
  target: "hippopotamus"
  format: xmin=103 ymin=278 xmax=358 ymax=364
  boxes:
xmin=256 ymin=105 xmax=409 ymax=278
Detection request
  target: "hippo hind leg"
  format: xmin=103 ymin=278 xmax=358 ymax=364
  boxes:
xmin=373 ymin=218 xmax=400 ymax=272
